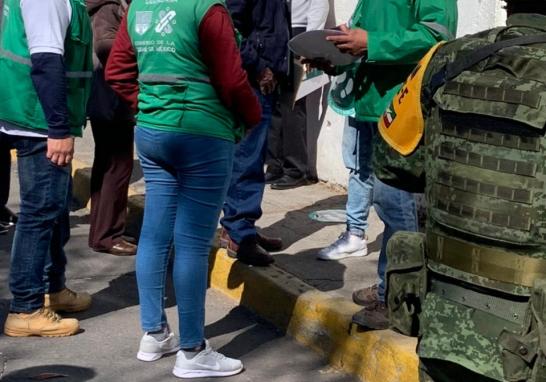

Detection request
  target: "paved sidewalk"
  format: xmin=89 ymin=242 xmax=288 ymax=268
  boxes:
xmin=68 ymin=129 xmax=418 ymax=381
xmin=75 ymin=128 xmax=384 ymax=301
xmin=0 ymin=168 xmax=356 ymax=382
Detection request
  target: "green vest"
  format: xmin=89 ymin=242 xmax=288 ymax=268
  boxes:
xmin=0 ymin=0 xmax=93 ymax=137
xmin=127 ymin=0 xmax=242 ymax=142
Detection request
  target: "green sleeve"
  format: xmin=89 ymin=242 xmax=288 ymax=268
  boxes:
xmin=366 ymin=0 xmax=458 ymax=64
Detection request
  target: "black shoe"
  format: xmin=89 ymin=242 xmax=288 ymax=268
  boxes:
xmin=256 ymin=232 xmax=283 ymax=252
xmin=236 ymin=236 xmax=275 ymax=266
xmin=270 ymin=175 xmax=309 ymax=190
xmin=265 ymin=171 xmax=283 ymax=184
xmin=0 ymin=206 xmax=17 ymax=227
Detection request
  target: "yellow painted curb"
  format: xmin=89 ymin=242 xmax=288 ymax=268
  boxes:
xmin=66 ymin=154 xmax=419 ymax=382
xmin=209 ymin=248 xmax=419 ymax=382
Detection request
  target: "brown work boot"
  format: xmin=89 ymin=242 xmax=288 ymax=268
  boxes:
xmin=45 ymin=288 xmax=92 ymax=313
xmin=352 ymin=301 xmax=389 ymax=330
xmin=4 ymin=307 xmax=79 ymax=337
xmin=352 ymin=284 xmax=379 ymax=306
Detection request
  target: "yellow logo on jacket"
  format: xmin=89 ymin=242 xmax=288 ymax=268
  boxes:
xmin=378 ymin=43 xmax=444 ymax=156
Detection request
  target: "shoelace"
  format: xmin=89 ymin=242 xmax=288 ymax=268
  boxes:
xmin=64 ymin=288 xmax=77 ymax=298
xmin=40 ymin=307 xmax=62 ymax=322
xmin=324 ymin=231 xmax=351 ymax=250
xmin=202 ymin=347 xmax=226 ymax=361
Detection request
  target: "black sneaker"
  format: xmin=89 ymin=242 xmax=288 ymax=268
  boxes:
xmin=236 ymin=236 xmax=275 ymax=266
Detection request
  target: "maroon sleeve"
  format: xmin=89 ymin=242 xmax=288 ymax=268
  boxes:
xmin=199 ymin=5 xmax=262 ymax=128
xmin=105 ymin=14 xmax=139 ymax=113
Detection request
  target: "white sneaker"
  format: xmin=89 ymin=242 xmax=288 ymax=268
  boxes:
xmin=173 ymin=340 xmax=243 ymax=379
xmin=137 ymin=332 xmax=180 ymax=362
xmin=317 ymin=231 xmax=368 ymax=260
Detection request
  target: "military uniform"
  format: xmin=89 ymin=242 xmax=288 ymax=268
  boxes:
xmin=375 ymin=11 xmax=546 ymax=382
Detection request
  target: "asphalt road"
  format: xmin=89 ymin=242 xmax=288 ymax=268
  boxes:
xmin=0 ymin=166 xmax=356 ymax=382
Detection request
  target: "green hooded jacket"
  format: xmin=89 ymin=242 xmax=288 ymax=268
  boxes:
xmin=350 ymin=0 xmax=458 ymax=122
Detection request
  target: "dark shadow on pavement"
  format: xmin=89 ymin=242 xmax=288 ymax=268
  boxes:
xmin=274 ymin=248 xmax=347 ymax=292
xmin=73 ymin=267 xmax=176 ymax=322
xmin=205 ymin=306 xmax=280 ymax=359
xmin=2 ymin=365 xmax=96 ymax=382
xmin=259 ymin=194 xmax=347 ymax=249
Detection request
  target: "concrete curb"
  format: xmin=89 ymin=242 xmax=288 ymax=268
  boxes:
xmin=68 ymin=157 xmax=419 ymax=382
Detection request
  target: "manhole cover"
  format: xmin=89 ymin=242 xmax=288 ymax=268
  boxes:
xmin=308 ymin=209 xmax=346 ymax=223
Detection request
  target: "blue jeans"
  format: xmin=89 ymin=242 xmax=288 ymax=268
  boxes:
xmin=342 ymin=118 xmax=375 ymax=236
xmin=374 ymin=179 xmax=418 ymax=302
xmin=220 ymin=92 xmax=273 ymax=244
xmin=4 ymin=135 xmax=71 ymax=313
xmin=135 ymin=127 xmax=234 ymax=348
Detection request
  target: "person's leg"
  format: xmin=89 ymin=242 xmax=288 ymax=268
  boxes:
xmin=373 ymin=178 xmax=418 ymax=302
xmin=170 ymin=134 xmax=234 ymax=348
xmin=346 ymin=119 xmax=374 ymax=235
xmin=270 ymin=95 xmax=309 ymax=189
xmin=9 ymin=137 xmax=72 ymax=313
xmin=221 ymin=91 xmax=272 ymax=244
xmin=318 ymin=118 xmax=373 ymax=260
xmin=134 ymin=127 xmax=178 ymax=335
xmin=266 ymin=89 xmax=285 ymax=182
xmin=163 ymin=132 xmax=242 ymax=378
xmin=89 ymin=118 xmax=134 ymax=252
xmin=44 ymin=178 xmax=71 ymax=294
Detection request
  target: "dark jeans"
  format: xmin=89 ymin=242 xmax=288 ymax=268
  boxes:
xmin=135 ymin=127 xmax=234 ymax=348
xmin=2 ymin=134 xmax=71 ymax=313
xmin=267 ymin=27 xmax=309 ymax=179
xmin=221 ymin=91 xmax=273 ymax=244
xmin=89 ymin=118 xmax=134 ymax=250
xmin=0 ymin=133 xmax=10 ymax=207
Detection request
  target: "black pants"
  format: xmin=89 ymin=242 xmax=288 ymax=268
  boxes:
xmin=0 ymin=133 xmax=10 ymax=207
xmin=267 ymin=26 xmax=311 ymax=179
xmin=88 ymin=118 xmax=134 ymax=250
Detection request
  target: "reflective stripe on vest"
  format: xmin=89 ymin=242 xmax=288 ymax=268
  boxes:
xmin=430 ymin=278 xmax=528 ymax=325
xmin=427 ymin=232 xmax=546 ymax=288
xmin=138 ymin=74 xmax=210 ymax=85
xmin=0 ymin=48 xmax=92 ymax=79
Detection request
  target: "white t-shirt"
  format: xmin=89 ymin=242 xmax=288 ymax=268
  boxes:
xmin=0 ymin=0 xmax=72 ymax=137
xmin=291 ymin=0 xmax=329 ymax=31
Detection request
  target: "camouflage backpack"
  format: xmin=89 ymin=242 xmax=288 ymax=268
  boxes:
xmin=381 ymin=14 xmax=546 ymax=381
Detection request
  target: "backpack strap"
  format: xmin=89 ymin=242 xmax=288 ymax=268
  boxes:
xmin=426 ymin=33 xmax=546 ymax=101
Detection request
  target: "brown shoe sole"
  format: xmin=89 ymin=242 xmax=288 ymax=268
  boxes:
xmin=219 ymin=237 xmax=238 ymax=259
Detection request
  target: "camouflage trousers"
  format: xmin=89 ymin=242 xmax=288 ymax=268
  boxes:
xmin=419 ymin=359 xmax=498 ymax=382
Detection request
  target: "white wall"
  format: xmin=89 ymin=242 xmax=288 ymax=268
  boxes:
xmin=314 ymin=0 xmax=507 ymax=187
